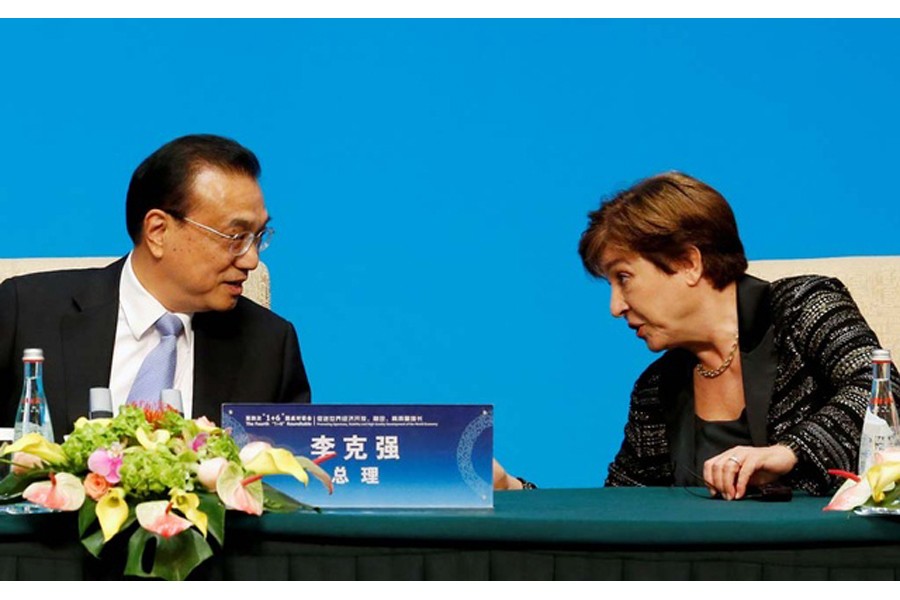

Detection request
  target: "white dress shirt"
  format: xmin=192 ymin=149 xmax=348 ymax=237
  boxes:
xmin=109 ymin=253 xmax=194 ymax=417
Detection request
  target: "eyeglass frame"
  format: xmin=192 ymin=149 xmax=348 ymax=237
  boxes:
xmin=170 ymin=213 xmax=275 ymax=256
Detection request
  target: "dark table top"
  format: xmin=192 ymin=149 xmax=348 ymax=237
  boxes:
xmin=218 ymin=487 xmax=900 ymax=547
xmin=3 ymin=487 xmax=899 ymax=549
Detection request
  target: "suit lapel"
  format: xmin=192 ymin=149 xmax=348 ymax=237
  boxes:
xmin=192 ymin=309 xmax=245 ymax=421
xmin=59 ymin=259 xmax=124 ymax=427
xmin=736 ymin=275 xmax=778 ymax=447
xmin=661 ymin=350 xmax=699 ymax=484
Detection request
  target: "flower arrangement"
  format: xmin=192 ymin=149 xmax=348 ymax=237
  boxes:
xmin=0 ymin=404 xmax=333 ymax=580
xmin=824 ymin=449 xmax=900 ymax=512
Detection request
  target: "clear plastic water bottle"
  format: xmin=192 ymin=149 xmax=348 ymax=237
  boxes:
xmin=13 ymin=348 xmax=54 ymax=442
xmin=858 ymin=348 xmax=900 ymax=474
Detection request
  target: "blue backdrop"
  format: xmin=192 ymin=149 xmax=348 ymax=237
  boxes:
xmin=2 ymin=19 xmax=898 ymax=488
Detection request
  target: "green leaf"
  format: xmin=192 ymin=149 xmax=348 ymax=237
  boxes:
xmin=879 ymin=483 xmax=900 ymax=507
xmin=81 ymin=512 xmax=136 ymax=559
xmin=196 ymin=491 xmax=226 ymax=547
xmin=124 ymin=527 xmax=213 ymax=581
xmin=0 ymin=469 xmax=50 ymax=502
xmin=262 ymin=482 xmax=319 ymax=513
xmin=81 ymin=526 xmax=107 ymax=558
xmin=78 ymin=498 xmax=98 ymax=536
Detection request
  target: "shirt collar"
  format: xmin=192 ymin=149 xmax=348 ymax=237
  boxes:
xmin=120 ymin=253 xmax=193 ymax=343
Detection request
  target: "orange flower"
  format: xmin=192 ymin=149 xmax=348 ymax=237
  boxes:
xmin=128 ymin=400 xmax=179 ymax=428
xmin=84 ymin=472 xmax=112 ymax=501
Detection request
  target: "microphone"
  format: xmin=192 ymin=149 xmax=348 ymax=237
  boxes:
xmin=160 ymin=389 xmax=184 ymax=416
xmin=89 ymin=388 xmax=114 ymax=419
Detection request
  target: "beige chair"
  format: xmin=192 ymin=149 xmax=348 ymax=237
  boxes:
xmin=749 ymin=256 xmax=900 ymax=354
xmin=0 ymin=256 xmax=271 ymax=309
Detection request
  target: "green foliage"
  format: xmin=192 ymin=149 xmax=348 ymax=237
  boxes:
xmin=78 ymin=497 xmax=98 ymax=536
xmin=157 ymin=410 xmax=188 ymax=435
xmin=61 ymin=422 xmax=121 ymax=472
xmin=196 ymin=491 xmax=226 ymax=546
xmin=109 ymin=405 xmax=152 ymax=438
xmin=125 ymin=527 xmax=213 ymax=581
xmin=119 ymin=448 xmax=191 ymax=499
xmin=0 ymin=468 xmax=49 ymax=503
xmin=5 ymin=404 xmax=326 ymax=580
xmin=201 ymin=432 xmax=242 ymax=463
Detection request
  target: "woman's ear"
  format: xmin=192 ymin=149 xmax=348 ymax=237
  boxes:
xmin=681 ymin=245 xmax=704 ymax=286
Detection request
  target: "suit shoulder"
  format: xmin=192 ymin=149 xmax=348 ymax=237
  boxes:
xmin=232 ymin=297 xmax=295 ymax=330
xmin=769 ymin=275 xmax=853 ymax=312
xmin=1 ymin=266 xmax=112 ymax=295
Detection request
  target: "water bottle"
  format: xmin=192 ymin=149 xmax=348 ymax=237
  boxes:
xmin=5 ymin=349 xmax=55 ymax=514
xmin=13 ymin=348 xmax=54 ymax=442
xmin=858 ymin=348 xmax=900 ymax=474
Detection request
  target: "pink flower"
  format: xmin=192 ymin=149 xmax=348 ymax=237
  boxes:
xmin=216 ymin=463 xmax=263 ymax=515
xmin=197 ymin=457 xmax=228 ymax=491
xmin=83 ymin=473 xmax=112 ymax=501
xmin=88 ymin=446 xmax=123 ymax=484
xmin=10 ymin=451 xmax=44 ymax=475
xmin=191 ymin=433 xmax=209 ymax=452
xmin=193 ymin=416 xmax=217 ymax=432
xmin=824 ymin=470 xmax=871 ymax=511
xmin=136 ymin=501 xmax=193 ymax=538
xmin=23 ymin=472 xmax=85 ymax=511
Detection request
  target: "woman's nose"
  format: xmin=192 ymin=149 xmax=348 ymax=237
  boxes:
xmin=609 ymin=288 xmax=629 ymax=318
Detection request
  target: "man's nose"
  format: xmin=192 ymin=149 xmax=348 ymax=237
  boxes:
xmin=234 ymin=242 xmax=260 ymax=271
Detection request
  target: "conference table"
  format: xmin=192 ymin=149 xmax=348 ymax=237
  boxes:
xmin=2 ymin=487 xmax=900 ymax=580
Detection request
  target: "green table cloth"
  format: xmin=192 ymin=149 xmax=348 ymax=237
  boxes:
xmin=2 ymin=487 xmax=899 ymax=580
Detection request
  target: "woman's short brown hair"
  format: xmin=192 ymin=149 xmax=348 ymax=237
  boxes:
xmin=578 ymin=172 xmax=747 ymax=290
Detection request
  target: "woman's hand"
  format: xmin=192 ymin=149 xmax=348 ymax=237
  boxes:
xmin=703 ymin=444 xmax=797 ymax=500
xmin=493 ymin=459 xmax=524 ymax=490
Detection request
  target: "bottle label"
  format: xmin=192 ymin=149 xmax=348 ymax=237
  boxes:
xmin=871 ymin=397 xmax=895 ymax=406
xmin=859 ymin=411 xmax=900 ymax=474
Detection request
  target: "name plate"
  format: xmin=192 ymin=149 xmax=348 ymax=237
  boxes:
xmin=221 ymin=404 xmax=493 ymax=509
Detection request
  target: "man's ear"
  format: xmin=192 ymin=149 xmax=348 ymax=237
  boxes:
xmin=142 ymin=209 xmax=170 ymax=259
xmin=681 ymin=245 xmax=705 ymax=286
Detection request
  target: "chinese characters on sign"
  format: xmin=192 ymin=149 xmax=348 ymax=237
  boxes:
xmin=223 ymin=404 xmax=494 ymax=509
xmin=307 ymin=434 xmax=400 ymax=485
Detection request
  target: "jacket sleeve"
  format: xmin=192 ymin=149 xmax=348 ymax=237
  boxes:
xmin=605 ymin=365 xmax=673 ymax=487
xmin=773 ymin=276 xmax=888 ymax=495
xmin=277 ymin=321 xmax=311 ymax=404
xmin=0 ymin=278 xmax=19 ymax=426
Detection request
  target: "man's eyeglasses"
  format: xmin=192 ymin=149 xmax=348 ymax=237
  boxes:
xmin=180 ymin=216 xmax=274 ymax=257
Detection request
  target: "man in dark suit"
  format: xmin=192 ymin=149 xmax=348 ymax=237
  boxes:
xmin=0 ymin=135 xmax=310 ymax=440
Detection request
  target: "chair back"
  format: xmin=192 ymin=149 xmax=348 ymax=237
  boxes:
xmin=0 ymin=256 xmax=271 ymax=309
xmin=748 ymin=256 xmax=900 ymax=354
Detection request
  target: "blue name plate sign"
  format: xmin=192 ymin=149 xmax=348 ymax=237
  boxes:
xmin=221 ymin=404 xmax=493 ymax=509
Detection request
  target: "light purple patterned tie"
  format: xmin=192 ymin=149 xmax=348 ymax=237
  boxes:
xmin=126 ymin=313 xmax=184 ymax=405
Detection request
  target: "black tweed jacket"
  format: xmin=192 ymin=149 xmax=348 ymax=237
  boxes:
xmin=605 ymin=274 xmax=900 ymax=495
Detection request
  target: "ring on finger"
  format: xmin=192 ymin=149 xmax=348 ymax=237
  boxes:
xmin=727 ymin=456 xmax=742 ymax=467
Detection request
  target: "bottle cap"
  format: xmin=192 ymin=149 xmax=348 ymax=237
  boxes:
xmin=873 ymin=349 xmax=892 ymax=362
xmin=22 ymin=348 xmax=44 ymax=362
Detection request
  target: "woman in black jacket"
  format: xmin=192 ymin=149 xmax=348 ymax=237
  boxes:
xmin=578 ymin=172 xmax=897 ymax=499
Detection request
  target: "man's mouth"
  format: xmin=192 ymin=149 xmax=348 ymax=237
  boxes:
xmin=224 ymin=279 xmax=246 ymax=294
